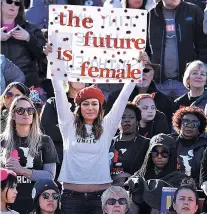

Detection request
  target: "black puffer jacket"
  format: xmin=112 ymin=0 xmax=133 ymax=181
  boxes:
xmin=1 ymin=22 xmax=46 ymax=87
xmin=146 ymin=0 xmax=207 ymax=83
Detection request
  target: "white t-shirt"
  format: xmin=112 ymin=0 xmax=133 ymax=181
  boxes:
xmin=52 ymin=79 xmax=135 ymax=184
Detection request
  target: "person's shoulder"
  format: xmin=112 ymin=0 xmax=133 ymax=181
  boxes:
xmin=174 ymin=93 xmax=188 ymax=103
xmin=181 ymin=0 xmax=203 ymax=12
xmin=40 ymin=135 xmax=53 ymax=145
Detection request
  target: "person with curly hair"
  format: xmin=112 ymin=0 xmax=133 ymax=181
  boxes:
xmin=172 ymin=106 xmax=207 ymax=186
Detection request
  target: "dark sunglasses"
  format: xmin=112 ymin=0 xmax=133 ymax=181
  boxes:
xmin=41 ymin=192 xmax=60 ymax=200
xmin=5 ymin=92 xmax=21 ymax=99
xmin=15 ymin=107 xmax=36 ymax=115
xmin=181 ymin=119 xmax=200 ymax=128
xmin=143 ymin=68 xmax=153 ymax=73
xmin=5 ymin=0 xmax=21 ymax=6
xmin=151 ymin=151 xmax=170 ymax=158
xmin=106 ymin=198 xmax=128 ymax=206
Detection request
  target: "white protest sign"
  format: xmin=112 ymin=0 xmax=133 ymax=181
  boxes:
xmin=47 ymin=5 xmax=147 ymax=83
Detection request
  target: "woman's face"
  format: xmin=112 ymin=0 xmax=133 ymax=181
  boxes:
xmin=180 ymin=114 xmax=200 ymax=139
xmin=173 ymin=189 xmax=198 ymax=214
xmin=2 ymin=0 xmax=20 ymax=19
xmin=121 ymin=108 xmax=137 ymax=135
xmin=138 ymin=98 xmax=156 ymax=122
xmin=3 ymin=87 xmax=23 ymax=109
xmin=13 ymin=100 xmax=35 ymax=126
xmin=128 ymin=0 xmax=143 ymax=9
xmin=81 ymin=98 xmax=100 ymax=124
xmin=39 ymin=189 xmax=59 ymax=213
xmin=104 ymin=194 xmax=128 ymax=214
xmin=188 ymin=67 xmax=207 ymax=89
xmin=70 ymin=82 xmax=86 ymax=91
xmin=1 ymin=183 xmax=18 ymax=204
xmin=151 ymin=146 xmax=169 ymax=169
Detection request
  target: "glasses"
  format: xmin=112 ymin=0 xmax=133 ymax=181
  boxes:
xmin=5 ymin=0 xmax=21 ymax=6
xmin=181 ymin=119 xmax=200 ymax=128
xmin=151 ymin=151 xmax=170 ymax=158
xmin=143 ymin=68 xmax=153 ymax=73
xmin=106 ymin=198 xmax=128 ymax=206
xmin=41 ymin=192 xmax=60 ymax=200
xmin=5 ymin=92 xmax=21 ymax=99
xmin=15 ymin=107 xmax=36 ymax=115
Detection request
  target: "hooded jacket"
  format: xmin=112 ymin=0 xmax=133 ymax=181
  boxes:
xmin=125 ymin=134 xmax=187 ymax=212
xmin=105 ymin=81 xmax=173 ymax=123
xmin=146 ymin=1 xmax=207 ymax=83
xmin=174 ymin=135 xmax=207 ymax=185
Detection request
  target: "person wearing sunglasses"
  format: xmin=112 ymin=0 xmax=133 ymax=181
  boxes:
xmin=101 ymin=186 xmax=130 ymax=214
xmin=31 ymin=179 xmax=61 ymax=214
xmin=125 ymin=134 xmax=187 ymax=214
xmin=0 ymin=96 xmax=59 ymax=214
xmin=174 ymin=60 xmax=207 ymax=112
xmin=172 ymin=106 xmax=207 ymax=186
xmin=1 ymin=0 xmax=46 ymax=88
xmin=105 ymin=52 xmax=173 ymax=125
xmin=0 ymin=82 xmax=29 ymax=132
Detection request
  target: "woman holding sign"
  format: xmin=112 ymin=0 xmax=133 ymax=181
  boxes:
xmin=44 ymin=45 xmax=148 ymax=213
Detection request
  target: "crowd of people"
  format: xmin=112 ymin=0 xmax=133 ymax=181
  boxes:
xmin=1 ymin=0 xmax=207 ymax=214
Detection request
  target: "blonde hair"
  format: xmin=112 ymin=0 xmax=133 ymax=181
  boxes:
xmin=183 ymin=60 xmax=207 ymax=89
xmin=101 ymin=186 xmax=130 ymax=214
xmin=0 ymin=96 xmax=42 ymax=158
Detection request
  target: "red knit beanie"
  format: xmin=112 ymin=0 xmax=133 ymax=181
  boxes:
xmin=74 ymin=86 xmax=105 ymax=105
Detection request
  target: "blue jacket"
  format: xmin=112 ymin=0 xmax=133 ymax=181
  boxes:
xmin=0 ymin=55 xmax=6 ymax=95
xmin=26 ymin=0 xmax=67 ymax=29
xmin=26 ymin=0 xmax=103 ymax=29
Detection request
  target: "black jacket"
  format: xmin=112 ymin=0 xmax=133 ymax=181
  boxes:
xmin=200 ymin=147 xmax=207 ymax=186
xmin=175 ymin=135 xmax=207 ymax=185
xmin=105 ymin=81 xmax=173 ymax=123
xmin=174 ymin=90 xmax=207 ymax=111
xmin=138 ymin=110 xmax=170 ymax=139
xmin=1 ymin=22 xmax=46 ymax=87
xmin=146 ymin=1 xmax=207 ymax=83
xmin=40 ymin=96 xmax=75 ymax=163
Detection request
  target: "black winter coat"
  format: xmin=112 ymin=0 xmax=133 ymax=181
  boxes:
xmin=175 ymin=135 xmax=207 ymax=185
xmin=105 ymin=81 xmax=173 ymax=123
xmin=146 ymin=1 xmax=207 ymax=83
xmin=1 ymin=22 xmax=46 ymax=87
xmin=138 ymin=110 xmax=170 ymax=139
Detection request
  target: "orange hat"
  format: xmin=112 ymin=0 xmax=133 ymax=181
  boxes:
xmin=74 ymin=86 xmax=105 ymax=105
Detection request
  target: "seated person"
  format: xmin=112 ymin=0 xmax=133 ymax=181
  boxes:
xmin=31 ymin=179 xmax=61 ymax=214
xmin=125 ymin=134 xmax=187 ymax=214
xmin=101 ymin=186 xmax=130 ymax=214
xmin=172 ymin=106 xmax=207 ymax=186
xmin=133 ymin=93 xmax=170 ymax=138
xmin=165 ymin=178 xmax=199 ymax=214
xmin=109 ymin=102 xmax=150 ymax=186
xmin=1 ymin=168 xmax=19 ymax=214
